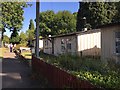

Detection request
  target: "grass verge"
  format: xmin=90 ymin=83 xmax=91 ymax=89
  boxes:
xmin=21 ymin=51 xmax=32 ymax=59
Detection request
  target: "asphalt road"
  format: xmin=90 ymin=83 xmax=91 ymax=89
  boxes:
xmin=2 ymin=51 xmax=43 ymax=88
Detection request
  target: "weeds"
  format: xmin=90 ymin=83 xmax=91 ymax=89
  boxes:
xmin=39 ymin=51 xmax=120 ymax=89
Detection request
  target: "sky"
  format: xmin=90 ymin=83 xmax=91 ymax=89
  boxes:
xmin=4 ymin=2 xmax=79 ymax=37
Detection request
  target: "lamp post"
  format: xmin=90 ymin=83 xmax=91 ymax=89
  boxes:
xmin=35 ymin=0 xmax=40 ymax=58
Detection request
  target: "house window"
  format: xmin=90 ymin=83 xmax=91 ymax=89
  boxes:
xmin=115 ymin=32 xmax=120 ymax=54
xmin=61 ymin=39 xmax=65 ymax=44
xmin=67 ymin=39 xmax=72 ymax=50
xmin=61 ymin=39 xmax=65 ymax=52
xmin=67 ymin=43 xmax=71 ymax=50
xmin=45 ymin=40 xmax=48 ymax=47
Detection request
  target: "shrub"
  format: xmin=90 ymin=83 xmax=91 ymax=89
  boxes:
xmin=39 ymin=52 xmax=120 ymax=89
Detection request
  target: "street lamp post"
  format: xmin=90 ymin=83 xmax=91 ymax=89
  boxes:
xmin=35 ymin=0 xmax=40 ymax=58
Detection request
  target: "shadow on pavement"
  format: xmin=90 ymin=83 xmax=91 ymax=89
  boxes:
xmin=2 ymin=57 xmax=43 ymax=88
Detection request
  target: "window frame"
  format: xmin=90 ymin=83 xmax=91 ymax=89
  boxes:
xmin=115 ymin=32 xmax=120 ymax=55
xmin=61 ymin=39 xmax=65 ymax=52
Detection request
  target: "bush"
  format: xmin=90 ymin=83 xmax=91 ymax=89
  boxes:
xmin=39 ymin=52 xmax=120 ymax=89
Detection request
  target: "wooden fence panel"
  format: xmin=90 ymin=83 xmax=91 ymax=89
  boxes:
xmin=32 ymin=56 xmax=96 ymax=89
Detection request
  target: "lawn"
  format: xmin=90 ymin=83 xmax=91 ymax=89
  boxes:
xmin=21 ymin=51 xmax=32 ymax=59
xmin=0 ymin=48 xmax=3 ymax=58
xmin=0 ymin=48 xmax=8 ymax=58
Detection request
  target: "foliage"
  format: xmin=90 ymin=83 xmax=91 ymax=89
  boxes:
xmin=10 ymin=29 xmax=20 ymax=44
xmin=71 ymin=71 xmax=120 ymax=89
xmin=3 ymin=35 xmax=9 ymax=43
xmin=113 ymin=2 xmax=120 ymax=22
xmin=1 ymin=2 xmax=31 ymax=44
xmin=1 ymin=2 xmax=31 ymax=31
xmin=29 ymin=19 xmax=35 ymax=30
xmin=38 ymin=10 xmax=76 ymax=37
xmin=26 ymin=19 xmax=35 ymax=47
xmin=76 ymin=2 xmax=118 ymax=31
xmin=19 ymin=31 xmax=27 ymax=46
xmin=39 ymin=52 xmax=120 ymax=89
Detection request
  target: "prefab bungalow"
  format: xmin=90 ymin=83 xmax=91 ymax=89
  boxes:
xmin=100 ymin=23 xmax=120 ymax=63
xmin=43 ymin=22 xmax=120 ymax=63
xmin=43 ymin=29 xmax=101 ymax=56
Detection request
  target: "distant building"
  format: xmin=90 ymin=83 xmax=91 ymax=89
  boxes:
xmin=33 ymin=38 xmax=43 ymax=50
xmin=43 ymin=29 xmax=101 ymax=56
xmin=43 ymin=22 xmax=120 ymax=63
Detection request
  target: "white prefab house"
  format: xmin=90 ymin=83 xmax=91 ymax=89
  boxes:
xmin=100 ymin=23 xmax=120 ymax=63
xmin=43 ymin=22 xmax=120 ymax=63
xmin=43 ymin=29 xmax=101 ymax=56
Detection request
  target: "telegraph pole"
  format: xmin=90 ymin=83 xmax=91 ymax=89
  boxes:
xmin=35 ymin=0 xmax=39 ymax=58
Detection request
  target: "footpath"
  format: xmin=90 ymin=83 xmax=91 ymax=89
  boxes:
xmin=2 ymin=50 xmax=43 ymax=88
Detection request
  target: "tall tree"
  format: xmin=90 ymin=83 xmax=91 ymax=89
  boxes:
xmin=10 ymin=30 xmax=20 ymax=44
xmin=1 ymin=2 xmax=31 ymax=44
xmin=29 ymin=19 xmax=35 ymax=30
xmin=26 ymin=19 xmax=35 ymax=47
xmin=113 ymin=2 xmax=120 ymax=22
xmin=39 ymin=10 xmax=55 ymax=37
xmin=76 ymin=2 xmax=117 ymax=31
xmin=3 ymin=35 xmax=9 ymax=44
xmin=19 ymin=31 xmax=27 ymax=46
xmin=38 ymin=10 xmax=76 ymax=37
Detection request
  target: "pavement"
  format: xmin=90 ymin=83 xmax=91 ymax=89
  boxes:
xmin=1 ymin=50 xmax=43 ymax=88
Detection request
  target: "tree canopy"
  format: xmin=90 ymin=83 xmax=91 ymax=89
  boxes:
xmin=10 ymin=30 xmax=20 ymax=44
xmin=1 ymin=2 xmax=29 ymax=31
xmin=1 ymin=2 xmax=31 ymax=44
xmin=37 ymin=10 xmax=77 ymax=37
xmin=19 ymin=31 xmax=27 ymax=46
xmin=29 ymin=19 xmax=35 ymax=30
xmin=26 ymin=19 xmax=35 ymax=47
xmin=76 ymin=2 xmax=120 ymax=31
xmin=3 ymin=35 xmax=9 ymax=44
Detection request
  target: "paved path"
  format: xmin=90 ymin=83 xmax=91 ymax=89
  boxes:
xmin=2 ymin=51 xmax=42 ymax=88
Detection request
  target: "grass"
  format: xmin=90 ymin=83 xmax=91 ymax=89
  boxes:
xmin=0 ymin=47 xmax=8 ymax=58
xmin=21 ymin=51 xmax=32 ymax=59
xmin=0 ymin=48 xmax=3 ymax=58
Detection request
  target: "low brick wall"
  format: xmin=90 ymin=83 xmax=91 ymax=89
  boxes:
xmin=32 ymin=55 xmax=99 ymax=89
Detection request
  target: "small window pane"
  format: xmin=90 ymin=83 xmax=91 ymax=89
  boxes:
xmin=116 ymin=42 xmax=120 ymax=46
xmin=116 ymin=46 xmax=120 ymax=53
xmin=115 ymin=32 xmax=120 ymax=38
xmin=61 ymin=46 xmax=65 ymax=52
xmin=67 ymin=43 xmax=71 ymax=50
xmin=115 ymin=32 xmax=120 ymax=54
xmin=61 ymin=39 xmax=65 ymax=44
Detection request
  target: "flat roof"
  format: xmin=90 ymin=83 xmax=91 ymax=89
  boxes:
xmin=41 ymin=22 xmax=120 ymax=39
xmin=45 ymin=29 xmax=101 ymax=39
